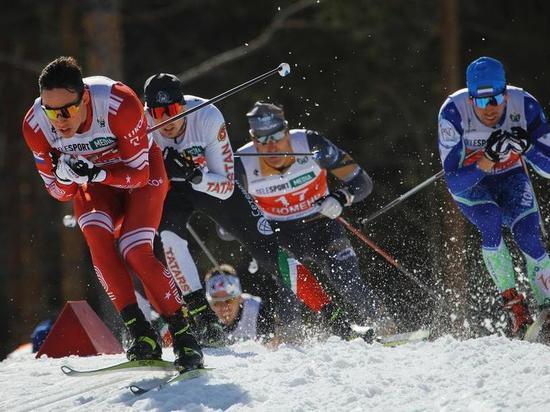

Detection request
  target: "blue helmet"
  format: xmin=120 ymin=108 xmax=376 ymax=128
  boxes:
xmin=466 ymin=57 xmax=506 ymax=98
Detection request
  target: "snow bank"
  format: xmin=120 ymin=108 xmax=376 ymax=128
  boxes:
xmin=1 ymin=335 xmax=549 ymax=411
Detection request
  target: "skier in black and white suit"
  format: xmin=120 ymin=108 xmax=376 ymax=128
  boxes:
xmin=143 ymin=73 xmax=301 ymax=340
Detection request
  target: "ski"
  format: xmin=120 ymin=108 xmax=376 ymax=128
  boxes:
xmin=61 ymin=359 xmax=176 ymax=376
xmin=129 ymin=367 xmax=214 ymax=395
xmin=523 ymin=308 xmax=549 ymax=343
xmin=377 ymin=328 xmax=431 ymax=347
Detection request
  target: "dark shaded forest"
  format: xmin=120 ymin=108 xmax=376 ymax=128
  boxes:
xmin=2 ymin=0 xmax=550 ymax=360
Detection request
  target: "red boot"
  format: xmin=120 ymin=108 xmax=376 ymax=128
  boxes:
xmin=502 ymin=288 xmax=533 ymax=336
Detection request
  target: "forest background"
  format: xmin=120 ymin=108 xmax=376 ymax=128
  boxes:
xmin=2 ymin=0 xmax=550 ymax=360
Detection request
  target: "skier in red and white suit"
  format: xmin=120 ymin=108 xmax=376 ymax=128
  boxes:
xmin=21 ymin=56 xmax=202 ymax=371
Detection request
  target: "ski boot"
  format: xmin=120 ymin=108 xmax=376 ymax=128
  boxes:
xmin=320 ymin=303 xmax=374 ymax=343
xmin=502 ymin=288 xmax=533 ymax=337
xmin=121 ymin=303 xmax=162 ymax=361
xmin=164 ymin=307 xmax=204 ymax=371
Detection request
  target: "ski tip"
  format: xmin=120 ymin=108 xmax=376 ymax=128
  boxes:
xmin=60 ymin=365 xmax=75 ymax=375
xmin=129 ymin=385 xmax=148 ymax=395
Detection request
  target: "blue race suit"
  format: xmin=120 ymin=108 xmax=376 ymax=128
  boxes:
xmin=438 ymin=85 xmax=550 ymax=306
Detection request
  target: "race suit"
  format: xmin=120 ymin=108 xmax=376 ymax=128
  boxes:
xmin=235 ymin=129 xmax=388 ymax=326
xmin=22 ymin=76 xmax=181 ymax=315
xmin=438 ymin=85 xmax=550 ymax=306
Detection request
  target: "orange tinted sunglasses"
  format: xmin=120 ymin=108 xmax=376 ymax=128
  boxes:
xmin=147 ymin=103 xmax=183 ymax=119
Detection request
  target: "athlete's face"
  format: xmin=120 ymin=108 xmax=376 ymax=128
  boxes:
xmin=471 ymin=93 xmax=508 ymax=128
xmin=253 ymin=130 xmax=293 ymax=169
xmin=41 ymin=88 xmax=88 ymax=138
xmin=210 ymin=293 xmax=242 ymax=325
xmin=149 ymin=103 xmax=186 ymax=138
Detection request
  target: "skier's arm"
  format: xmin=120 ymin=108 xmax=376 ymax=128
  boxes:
xmin=101 ymin=83 xmax=151 ymax=188
xmin=522 ymin=95 xmax=550 ymax=178
xmin=22 ymin=110 xmax=79 ymax=202
xmin=438 ymin=100 xmax=487 ymax=194
xmin=307 ymin=131 xmax=373 ymax=204
xmin=189 ymin=108 xmax=234 ymax=199
xmin=234 ymin=158 xmax=249 ymax=193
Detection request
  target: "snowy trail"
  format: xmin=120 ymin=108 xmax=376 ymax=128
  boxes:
xmin=2 ymin=335 xmax=550 ymax=411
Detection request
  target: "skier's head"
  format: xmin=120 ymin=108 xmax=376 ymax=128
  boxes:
xmin=39 ymin=56 xmax=89 ymax=139
xmin=205 ymin=265 xmax=243 ymax=326
xmin=143 ymin=73 xmax=186 ymax=138
xmin=246 ymin=101 xmax=293 ymax=169
xmin=247 ymin=101 xmax=288 ymax=138
xmin=466 ymin=57 xmax=508 ymax=127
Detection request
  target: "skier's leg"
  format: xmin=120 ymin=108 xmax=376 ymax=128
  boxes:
xmin=279 ymin=220 xmax=389 ymax=332
xmin=120 ymin=173 xmax=182 ymax=317
xmin=157 ymin=189 xmax=200 ymax=295
xmin=457 ymin=201 xmax=517 ymax=292
xmin=122 ymin=151 xmax=202 ymax=366
xmin=74 ymin=184 xmax=164 ymax=361
xmin=511 ymin=209 xmax=550 ymax=307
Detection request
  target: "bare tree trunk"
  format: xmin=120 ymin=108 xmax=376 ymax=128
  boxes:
xmin=436 ymin=0 xmax=470 ymax=338
xmin=58 ymin=0 xmax=90 ymax=305
xmin=83 ymin=0 xmax=123 ymax=80
xmin=81 ymin=0 xmax=124 ymax=329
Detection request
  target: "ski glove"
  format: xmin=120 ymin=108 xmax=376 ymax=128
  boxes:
xmin=68 ymin=155 xmax=106 ymax=183
xmin=51 ymin=152 xmax=73 ymax=185
xmin=507 ymin=126 xmax=532 ymax=155
xmin=316 ymin=188 xmax=354 ymax=219
xmin=484 ymin=129 xmax=510 ymax=162
xmin=163 ymin=147 xmax=203 ymax=184
xmin=53 ymin=154 xmax=105 ymax=184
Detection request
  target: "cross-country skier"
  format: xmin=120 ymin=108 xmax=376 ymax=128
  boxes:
xmin=438 ymin=56 xmax=550 ymax=338
xmin=21 ymin=57 xmax=203 ymax=370
xmin=235 ymin=101 xmax=395 ymax=334
xmin=143 ymin=74 xmax=362 ymax=341
xmin=203 ymin=265 xmax=279 ymax=345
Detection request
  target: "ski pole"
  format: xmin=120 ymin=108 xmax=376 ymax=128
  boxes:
xmin=185 ymin=222 xmax=219 ymax=267
xmin=520 ymin=157 xmax=548 ymax=240
xmin=361 ymin=149 xmax=482 ymax=227
xmin=233 ymin=151 xmax=318 ymax=158
xmin=336 ymin=216 xmax=441 ymax=301
xmin=147 ymin=63 xmax=291 ymax=134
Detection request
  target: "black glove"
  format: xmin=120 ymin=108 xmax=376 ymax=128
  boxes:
xmin=163 ymin=147 xmax=203 ymax=184
xmin=70 ymin=157 xmax=103 ymax=182
xmin=484 ymin=129 xmax=510 ymax=162
xmin=508 ymin=126 xmax=532 ymax=155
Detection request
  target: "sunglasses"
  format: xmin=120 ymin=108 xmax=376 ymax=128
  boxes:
xmin=41 ymin=95 xmax=83 ymax=120
xmin=147 ymin=102 xmax=183 ymax=119
xmin=209 ymin=296 xmax=240 ymax=304
xmin=253 ymin=129 xmax=287 ymax=145
xmin=472 ymin=92 xmax=506 ymax=109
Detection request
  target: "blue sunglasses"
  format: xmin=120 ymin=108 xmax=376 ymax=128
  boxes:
xmin=472 ymin=93 xmax=506 ymax=109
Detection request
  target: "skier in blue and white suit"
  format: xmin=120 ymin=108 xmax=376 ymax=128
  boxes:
xmin=438 ymin=56 xmax=550 ymax=337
